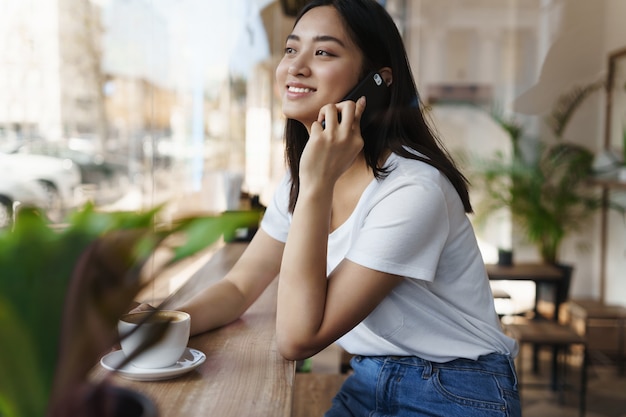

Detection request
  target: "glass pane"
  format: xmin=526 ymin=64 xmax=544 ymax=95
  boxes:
xmin=0 ymin=0 xmax=576 ymax=251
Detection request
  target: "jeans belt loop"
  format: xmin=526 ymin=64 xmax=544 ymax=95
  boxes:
xmin=421 ymin=358 xmax=433 ymax=379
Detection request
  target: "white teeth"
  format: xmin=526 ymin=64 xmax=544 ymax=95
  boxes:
xmin=288 ymin=86 xmax=314 ymax=93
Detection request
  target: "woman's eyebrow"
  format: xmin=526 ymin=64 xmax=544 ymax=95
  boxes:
xmin=286 ymin=34 xmax=346 ymax=48
xmin=313 ymin=35 xmax=345 ymax=48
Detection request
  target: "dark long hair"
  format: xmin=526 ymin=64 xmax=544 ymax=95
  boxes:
xmin=284 ymin=0 xmax=472 ymax=213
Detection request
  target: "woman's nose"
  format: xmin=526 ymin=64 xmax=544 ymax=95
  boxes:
xmin=287 ymin=57 xmax=311 ymax=77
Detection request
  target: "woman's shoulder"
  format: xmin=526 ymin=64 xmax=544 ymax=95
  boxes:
xmin=385 ymin=152 xmax=447 ymax=185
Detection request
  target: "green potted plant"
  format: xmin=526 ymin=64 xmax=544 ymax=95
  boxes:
xmin=471 ymin=80 xmax=606 ymax=265
xmin=0 ymin=203 xmax=261 ymax=417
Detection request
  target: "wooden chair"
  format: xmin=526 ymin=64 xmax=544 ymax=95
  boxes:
xmin=504 ymin=317 xmax=587 ymax=417
xmin=567 ymin=298 xmax=626 ymax=375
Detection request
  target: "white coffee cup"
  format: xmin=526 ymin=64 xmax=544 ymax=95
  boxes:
xmin=118 ymin=310 xmax=190 ymax=369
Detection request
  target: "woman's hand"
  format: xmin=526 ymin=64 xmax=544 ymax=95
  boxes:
xmin=300 ymin=96 xmax=367 ymax=187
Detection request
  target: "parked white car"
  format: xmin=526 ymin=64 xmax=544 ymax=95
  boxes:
xmin=0 ymin=152 xmax=82 ymax=222
xmin=0 ymin=178 xmax=49 ymax=228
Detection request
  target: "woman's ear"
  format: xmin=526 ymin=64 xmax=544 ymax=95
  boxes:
xmin=379 ymin=67 xmax=393 ymax=87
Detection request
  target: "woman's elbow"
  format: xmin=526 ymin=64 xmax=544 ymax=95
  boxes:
xmin=276 ymin=333 xmax=321 ymax=361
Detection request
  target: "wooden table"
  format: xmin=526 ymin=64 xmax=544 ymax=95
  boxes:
xmin=487 ymin=263 xmax=567 ymax=389
xmin=486 ymin=263 xmax=565 ymax=320
xmin=91 ymin=242 xmax=295 ymax=417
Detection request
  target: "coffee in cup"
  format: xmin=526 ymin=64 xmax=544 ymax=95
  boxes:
xmin=118 ymin=310 xmax=190 ymax=369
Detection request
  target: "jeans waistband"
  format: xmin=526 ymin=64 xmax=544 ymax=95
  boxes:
xmin=368 ymin=352 xmax=515 ymax=377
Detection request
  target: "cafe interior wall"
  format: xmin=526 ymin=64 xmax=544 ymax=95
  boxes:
xmin=600 ymin=0 xmax=626 ymax=306
xmin=401 ymin=0 xmax=626 ymax=306
xmin=400 ymin=0 xmax=554 ymax=314
xmin=510 ymin=0 xmax=607 ymax=302
xmin=517 ymin=0 xmax=626 ymax=307
xmin=498 ymin=0 xmax=626 ymax=305
xmin=520 ymin=0 xmax=626 ymax=306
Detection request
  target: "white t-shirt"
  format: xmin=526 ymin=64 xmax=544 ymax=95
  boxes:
xmin=261 ymin=152 xmax=518 ymax=362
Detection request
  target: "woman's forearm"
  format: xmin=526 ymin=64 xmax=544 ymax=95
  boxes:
xmin=176 ymin=230 xmax=284 ymax=336
xmin=176 ymin=278 xmax=250 ymax=336
xmin=276 ymin=185 xmax=333 ymax=357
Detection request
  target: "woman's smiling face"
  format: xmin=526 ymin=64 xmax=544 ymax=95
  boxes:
xmin=275 ymin=6 xmax=364 ymax=129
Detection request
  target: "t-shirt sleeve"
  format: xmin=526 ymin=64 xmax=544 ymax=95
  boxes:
xmin=260 ymin=174 xmax=291 ymax=243
xmin=345 ymin=179 xmax=450 ymax=282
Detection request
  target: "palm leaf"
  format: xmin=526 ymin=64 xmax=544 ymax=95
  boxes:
xmin=545 ymin=80 xmax=604 ymax=138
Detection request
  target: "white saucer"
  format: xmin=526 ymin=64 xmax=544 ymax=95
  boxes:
xmin=100 ymin=347 xmax=206 ymax=381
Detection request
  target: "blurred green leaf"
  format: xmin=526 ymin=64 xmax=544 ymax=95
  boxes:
xmin=168 ymin=210 xmax=261 ymax=264
xmin=0 ymin=203 xmax=263 ymax=417
xmin=0 ymin=299 xmax=48 ymax=417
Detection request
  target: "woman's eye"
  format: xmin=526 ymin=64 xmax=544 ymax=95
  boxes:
xmin=315 ymin=50 xmax=333 ymax=57
xmin=284 ymin=47 xmax=296 ymax=55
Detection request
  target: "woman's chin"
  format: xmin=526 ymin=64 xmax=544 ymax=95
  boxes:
xmin=282 ymin=106 xmax=315 ymax=123
xmin=284 ymin=113 xmax=314 ymax=127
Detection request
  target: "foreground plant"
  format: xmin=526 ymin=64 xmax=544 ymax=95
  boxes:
xmin=0 ymin=203 xmax=260 ymax=417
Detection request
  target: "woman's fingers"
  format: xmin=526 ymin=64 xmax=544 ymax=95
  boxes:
xmin=317 ymin=102 xmax=340 ymax=130
xmin=305 ymin=100 xmax=366 ymax=180
xmin=352 ymin=96 xmax=366 ymax=136
xmin=318 ymin=98 xmax=363 ymax=132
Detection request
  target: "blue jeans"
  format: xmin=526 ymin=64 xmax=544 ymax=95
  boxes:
xmin=325 ymin=353 xmax=521 ymax=417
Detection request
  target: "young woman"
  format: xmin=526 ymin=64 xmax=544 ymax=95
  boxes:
xmin=174 ymin=1 xmax=521 ymax=415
